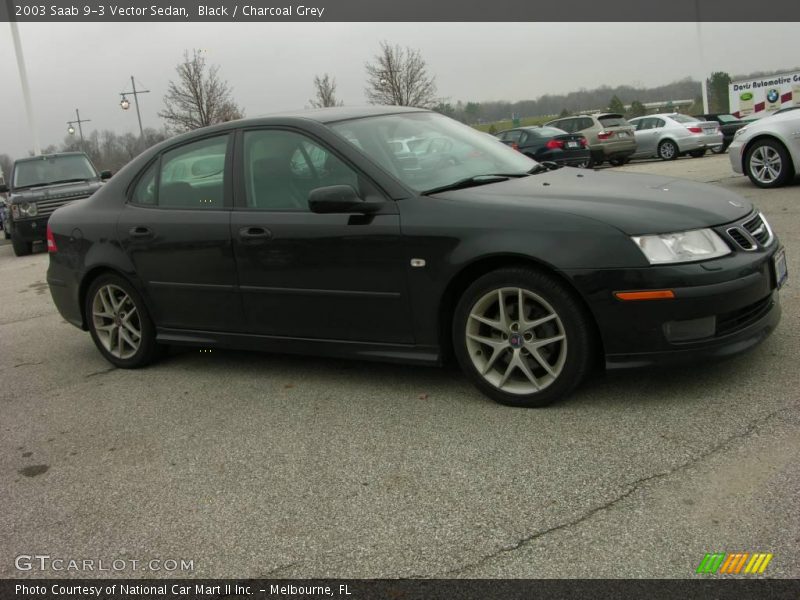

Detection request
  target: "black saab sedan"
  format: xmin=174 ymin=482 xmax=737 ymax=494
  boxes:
xmin=46 ymin=106 xmax=787 ymax=407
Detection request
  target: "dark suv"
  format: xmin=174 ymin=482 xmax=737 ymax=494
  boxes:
xmin=0 ymin=152 xmax=110 ymax=256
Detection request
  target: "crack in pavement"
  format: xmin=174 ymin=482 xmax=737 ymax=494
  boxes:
xmin=13 ymin=361 xmax=45 ymax=368
xmin=85 ymin=367 xmax=117 ymax=378
xmin=0 ymin=313 xmax=52 ymax=326
xmin=438 ymin=406 xmax=790 ymax=577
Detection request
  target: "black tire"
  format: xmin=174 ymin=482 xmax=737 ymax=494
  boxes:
xmin=11 ymin=230 xmax=32 ymax=256
xmin=689 ymin=149 xmax=706 ymax=158
xmin=744 ymin=139 xmax=793 ymax=189
xmin=657 ymin=139 xmax=679 ymax=161
xmin=452 ymin=267 xmax=594 ymax=408
xmin=711 ymin=143 xmax=728 ymax=155
xmin=608 ymin=157 xmax=628 ymax=166
xmin=85 ymin=273 xmax=162 ymax=369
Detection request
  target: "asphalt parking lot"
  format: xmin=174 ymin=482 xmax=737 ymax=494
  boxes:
xmin=1 ymin=153 xmax=798 ymax=579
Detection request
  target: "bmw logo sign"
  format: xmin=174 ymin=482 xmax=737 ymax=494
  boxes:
xmin=766 ymin=89 xmax=779 ymax=103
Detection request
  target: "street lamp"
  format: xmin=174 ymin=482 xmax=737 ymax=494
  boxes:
xmin=66 ymin=108 xmax=90 ymax=150
xmin=118 ymin=75 xmax=150 ymax=140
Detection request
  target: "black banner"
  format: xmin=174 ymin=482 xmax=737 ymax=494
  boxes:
xmin=3 ymin=579 xmax=800 ymax=600
xmin=2 ymin=0 xmax=800 ymax=22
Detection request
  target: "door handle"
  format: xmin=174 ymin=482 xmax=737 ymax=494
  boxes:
xmin=238 ymin=226 xmax=272 ymax=240
xmin=129 ymin=226 xmax=152 ymax=238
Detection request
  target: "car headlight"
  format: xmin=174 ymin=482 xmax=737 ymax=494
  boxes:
xmin=632 ymin=228 xmax=731 ymax=264
xmin=18 ymin=202 xmax=38 ymax=217
xmin=734 ymin=126 xmax=748 ymax=139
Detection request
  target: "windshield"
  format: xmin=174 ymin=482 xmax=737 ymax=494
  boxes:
xmin=330 ymin=112 xmax=535 ymax=193
xmin=598 ymin=115 xmax=629 ymax=127
xmin=13 ymin=155 xmax=97 ymax=189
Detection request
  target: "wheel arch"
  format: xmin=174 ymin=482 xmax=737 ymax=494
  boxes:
xmin=78 ymin=266 xmax=143 ymax=330
xmin=437 ymin=253 xmax=605 ymax=367
xmin=741 ymin=134 xmax=795 ymax=176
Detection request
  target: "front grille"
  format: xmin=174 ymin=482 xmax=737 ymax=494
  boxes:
xmin=35 ymin=195 xmax=89 ymax=217
xmin=723 ymin=211 xmax=774 ymax=251
xmin=743 ymin=213 xmax=771 ymax=245
xmin=716 ymin=295 xmax=773 ymax=337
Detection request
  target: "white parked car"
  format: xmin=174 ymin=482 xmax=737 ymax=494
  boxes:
xmin=628 ymin=113 xmax=723 ymax=161
xmin=728 ymin=110 xmax=800 ymax=188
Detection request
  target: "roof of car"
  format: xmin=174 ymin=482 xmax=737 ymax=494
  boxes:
xmin=253 ymin=105 xmax=428 ymax=124
xmin=15 ymin=151 xmax=89 ymax=163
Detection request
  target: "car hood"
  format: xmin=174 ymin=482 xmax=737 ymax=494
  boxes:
xmin=431 ymin=168 xmax=753 ymax=235
xmin=10 ymin=180 xmax=103 ymax=202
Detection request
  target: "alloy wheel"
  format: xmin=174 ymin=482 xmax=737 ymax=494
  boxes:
xmin=91 ymin=284 xmax=142 ymax=359
xmin=659 ymin=141 xmax=676 ymax=160
xmin=465 ymin=287 xmax=567 ymax=395
xmin=749 ymin=145 xmax=782 ymax=185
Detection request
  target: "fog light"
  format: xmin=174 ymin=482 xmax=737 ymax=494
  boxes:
xmin=664 ymin=316 xmax=716 ymax=342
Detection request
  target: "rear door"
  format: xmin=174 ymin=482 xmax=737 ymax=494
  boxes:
xmin=631 ymin=118 xmax=660 ymax=157
xmin=117 ymin=134 xmax=243 ymax=332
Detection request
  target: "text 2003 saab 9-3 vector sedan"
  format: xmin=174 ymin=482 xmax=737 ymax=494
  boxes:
xmin=46 ymin=106 xmax=787 ymax=407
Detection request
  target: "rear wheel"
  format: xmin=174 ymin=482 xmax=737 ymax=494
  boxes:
xmin=608 ymin=157 xmax=628 ymax=166
xmin=745 ymin=139 xmax=793 ymax=188
xmin=453 ymin=267 xmax=594 ymax=408
xmin=711 ymin=143 xmax=728 ymax=154
xmin=11 ymin=230 xmax=32 ymax=256
xmin=657 ymin=140 xmax=679 ymax=161
xmin=689 ymin=149 xmax=706 ymax=158
xmin=86 ymin=274 xmax=162 ymax=368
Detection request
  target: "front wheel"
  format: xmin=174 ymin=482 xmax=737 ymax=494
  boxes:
xmin=453 ymin=268 xmax=594 ymax=408
xmin=745 ymin=140 xmax=793 ymax=188
xmin=657 ymin=140 xmax=679 ymax=161
xmin=86 ymin=274 xmax=162 ymax=368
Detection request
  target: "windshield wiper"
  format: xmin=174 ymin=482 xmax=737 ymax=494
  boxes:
xmin=422 ymin=173 xmax=527 ymax=195
xmin=45 ymin=178 xmax=92 ymax=185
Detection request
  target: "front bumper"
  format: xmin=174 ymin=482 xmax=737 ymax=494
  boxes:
xmin=10 ymin=215 xmax=49 ymax=242
xmin=728 ymin=139 xmax=745 ymax=174
xmin=567 ymin=244 xmax=784 ymax=369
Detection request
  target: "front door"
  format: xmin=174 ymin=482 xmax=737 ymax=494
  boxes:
xmin=230 ymin=128 xmax=413 ymax=344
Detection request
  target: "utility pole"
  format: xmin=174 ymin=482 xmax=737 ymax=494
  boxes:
xmin=9 ymin=21 xmax=40 ymax=155
xmin=695 ymin=1 xmax=709 ymax=113
xmin=67 ymin=109 xmax=91 ymax=151
xmin=119 ymin=75 xmax=150 ymax=140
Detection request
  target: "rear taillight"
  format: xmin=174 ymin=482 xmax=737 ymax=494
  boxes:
xmin=546 ymin=139 xmax=565 ymax=150
xmin=597 ymin=131 xmax=613 ymax=140
xmin=46 ymin=224 xmax=57 ymax=253
xmin=579 ymin=137 xmax=588 ymax=147
xmin=687 ymin=126 xmax=703 ymax=134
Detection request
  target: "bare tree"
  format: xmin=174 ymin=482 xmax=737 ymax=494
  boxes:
xmin=0 ymin=154 xmax=12 ymax=184
xmin=310 ymin=74 xmax=343 ymax=108
xmin=159 ymin=49 xmax=244 ymax=133
xmin=364 ymin=41 xmax=438 ymax=108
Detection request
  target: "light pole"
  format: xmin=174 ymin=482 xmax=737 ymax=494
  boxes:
xmin=695 ymin=0 xmax=709 ymax=113
xmin=119 ymin=75 xmax=150 ymax=140
xmin=67 ymin=108 xmax=91 ymax=150
xmin=9 ymin=21 xmax=40 ymax=155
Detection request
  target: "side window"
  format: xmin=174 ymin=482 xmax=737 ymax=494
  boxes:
xmin=243 ymin=130 xmax=361 ymax=211
xmin=652 ymin=118 xmax=666 ymax=129
xmin=504 ymin=130 xmax=523 ymax=144
xmin=579 ymin=118 xmax=594 ymax=131
xmin=131 ymin=161 xmax=157 ymax=205
xmin=158 ymin=136 xmax=228 ymax=209
xmin=559 ymin=119 xmax=575 ymax=133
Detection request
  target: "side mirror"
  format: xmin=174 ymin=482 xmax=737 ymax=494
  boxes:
xmin=308 ymin=185 xmax=381 ymax=214
xmin=100 ymin=170 xmax=113 ymax=181
xmin=0 ymin=183 xmax=8 ymax=193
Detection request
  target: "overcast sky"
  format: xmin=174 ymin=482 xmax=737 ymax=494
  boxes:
xmin=1 ymin=22 xmax=798 ymax=160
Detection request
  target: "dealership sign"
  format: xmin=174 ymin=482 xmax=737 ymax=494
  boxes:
xmin=729 ymin=70 xmax=800 ymax=118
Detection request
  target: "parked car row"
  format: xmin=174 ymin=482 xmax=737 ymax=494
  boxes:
xmin=494 ymin=112 xmax=724 ymax=168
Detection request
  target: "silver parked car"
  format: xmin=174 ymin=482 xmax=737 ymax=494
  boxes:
xmin=728 ymin=110 xmax=800 ymax=188
xmin=628 ymin=113 xmax=723 ymax=161
xmin=544 ymin=113 xmax=636 ymax=167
